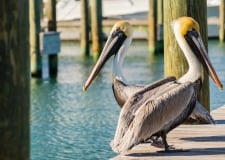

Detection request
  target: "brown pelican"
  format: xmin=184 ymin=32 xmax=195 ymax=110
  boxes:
xmin=83 ymin=17 xmax=223 ymax=154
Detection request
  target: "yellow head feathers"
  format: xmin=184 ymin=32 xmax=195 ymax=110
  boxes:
xmin=173 ymin=17 xmax=200 ymax=36
xmin=111 ymin=21 xmax=133 ymax=37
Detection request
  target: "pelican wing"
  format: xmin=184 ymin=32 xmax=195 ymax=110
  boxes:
xmin=111 ymin=80 xmax=178 ymax=147
xmin=188 ymin=101 xmax=215 ymax=124
xmin=111 ymin=81 xmax=195 ymax=154
xmin=113 ymin=76 xmax=176 ymax=107
xmin=111 ymin=80 xmax=177 ymax=145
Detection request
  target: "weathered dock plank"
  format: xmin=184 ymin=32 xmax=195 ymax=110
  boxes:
xmin=111 ymin=106 xmax=225 ymax=160
xmin=212 ymin=105 xmax=225 ymax=120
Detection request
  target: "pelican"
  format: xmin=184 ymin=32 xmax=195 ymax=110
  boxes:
xmin=83 ymin=17 xmax=223 ymax=154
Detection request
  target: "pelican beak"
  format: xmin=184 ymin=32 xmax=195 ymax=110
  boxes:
xmin=83 ymin=29 xmax=127 ymax=91
xmin=184 ymin=29 xmax=223 ymax=90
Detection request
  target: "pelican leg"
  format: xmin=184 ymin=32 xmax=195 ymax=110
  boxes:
xmin=156 ymin=133 xmax=177 ymax=153
xmin=160 ymin=133 xmax=189 ymax=153
xmin=162 ymin=133 xmax=171 ymax=151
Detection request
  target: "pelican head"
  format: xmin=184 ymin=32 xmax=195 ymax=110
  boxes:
xmin=83 ymin=21 xmax=133 ymax=91
xmin=172 ymin=16 xmax=223 ymax=90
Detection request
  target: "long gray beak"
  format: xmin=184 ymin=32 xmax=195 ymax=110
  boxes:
xmin=184 ymin=29 xmax=223 ymax=90
xmin=83 ymin=29 xmax=127 ymax=91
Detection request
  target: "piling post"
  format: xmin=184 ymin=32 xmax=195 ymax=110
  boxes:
xmin=81 ymin=0 xmax=90 ymax=57
xmin=157 ymin=0 xmax=164 ymax=52
xmin=148 ymin=0 xmax=157 ymax=54
xmin=219 ymin=0 xmax=225 ymax=41
xmin=0 ymin=0 xmax=30 ymax=159
xmin=90 ymin=0 xmax=103 ymax=61
xmin=164 ymin=0 xmax=209 ymax=110
xmin=157 ymin=0 xmax=163 ymax=25
xmin=149 ymin=0 xmax=164 ymax=54
xmin=30 ymin=0 xmax=42 ymax=77
xmin=47 ymin=0 xmax=58 ymax=77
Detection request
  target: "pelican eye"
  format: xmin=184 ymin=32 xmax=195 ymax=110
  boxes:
xmin=184 ymin=29 xmax=199 ymax=39
xmin=109 ymin=28 xmax=127 ymax=55
xmin=191 ymin=28 xmax=199 ymax=38
xmin=111 ymin=28 xmax=127 ymax=39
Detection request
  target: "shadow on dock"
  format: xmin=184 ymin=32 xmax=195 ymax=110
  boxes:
xmin=125 ymin=146 xmax=225 ymax=157
xmin=181 ymin=135 xmax=225 ymax=142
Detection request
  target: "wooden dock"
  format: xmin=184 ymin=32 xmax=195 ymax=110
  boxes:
xmin=111 ymin=106 xmax=225 ymax=160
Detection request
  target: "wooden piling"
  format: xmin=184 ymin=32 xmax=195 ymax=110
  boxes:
xmin=157 ymin=0 xmax=164 ymax=51
xmin=81 ymin=0 xmax=90 ymax=57
xmin=47 ymin=0 xmax=58 ymax=77
xmin=148 ymin=0 xmax=164 ymax=54
xmin=0 ymin=0 xmax=30 ymax=159
xmin=148 ymin=0 xmax=157 ymax=54
xmin=219 ymin=0 xmax=225 ymax=41
xmin=164 ymin=0 xmax=209 ymax=110
xmin=90 ymin=0 xmax=103 ymax=61
xmin=157 ymin=0 xmax=163 ymax=25
xmin=30 ymin=0 xmax=42 ymax=77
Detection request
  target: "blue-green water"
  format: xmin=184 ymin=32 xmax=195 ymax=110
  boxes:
xmin=31 ymin=40 xmax=225 ymax=160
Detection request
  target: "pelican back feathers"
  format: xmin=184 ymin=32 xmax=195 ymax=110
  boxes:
xmin=112 ymin=76 xmax=176 ymax=108
xmin=112 ymin=78 xmax=145 ymax=107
